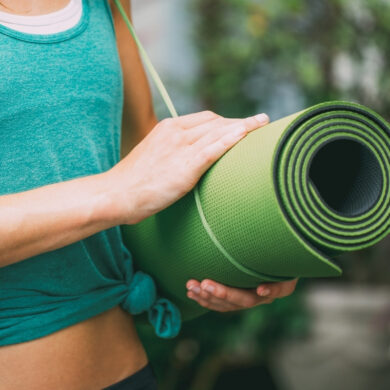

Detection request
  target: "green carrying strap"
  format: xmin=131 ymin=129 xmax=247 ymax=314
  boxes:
xmin=113 ymin=0 xmax=266 ymax=280
xmin=114 ymin=0 xmax=178 ymax=118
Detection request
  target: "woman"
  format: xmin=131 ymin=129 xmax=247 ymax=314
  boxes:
xmin=0 ymin=1 xmax=298 ymax=389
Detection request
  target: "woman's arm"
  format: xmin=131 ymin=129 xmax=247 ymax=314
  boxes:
xmin=0 ymin=111 xmax=265 ymax=269
xmin=0 ymin=1 xmax=147 ymax=269
xmin=0 ymin=1 xmax=149 ymax=269
xmin=109 ymin=0 xmax=158 ymax=159
xmin=0 ymin=2 xmax=267 ymax=269
xmin=0 ymin=173 xmax=123 ymax=268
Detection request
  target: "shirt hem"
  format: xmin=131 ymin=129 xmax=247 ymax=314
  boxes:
xmin=0 ymin=290 xmax=127 ymax=347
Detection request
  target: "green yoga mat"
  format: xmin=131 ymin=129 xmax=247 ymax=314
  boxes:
xmin=122 ymin=101 xmax=390 ymax=320
xmin=113 ymin=0 xmax=390 ymax=321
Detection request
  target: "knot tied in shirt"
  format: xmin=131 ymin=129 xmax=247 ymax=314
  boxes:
xmin=120 ymin=257 xmax=181 ymax=338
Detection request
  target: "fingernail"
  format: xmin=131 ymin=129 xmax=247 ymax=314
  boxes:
xmin=189 ymin=286 xmax=201 ymax=294
xmin=203 ymin=284 xmax=215 ymax=294
xmin=260 ymin=288 xmax=271 ymax=297
xmin=255 ymin=113 xmax=269 ymax=125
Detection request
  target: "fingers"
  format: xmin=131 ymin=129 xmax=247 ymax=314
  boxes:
xmin=187 ymin=290 xmax=242 ymax=312
xmin=190 ymin=113 xmax=270 ymax=147
xmin=186 ymin=278 xmax=298 ymax=313
xmin=188 ymin=113 xmax=269 ymax=179
xmin=256 ymin=279 xmax=299 ymax=299
xmin=186 ymin=126 xmax=245 ymax=180
xmin=186 ymin=279 xmax=247 ymax=312
xmin=174 ymin=110 xmax=221 ymax=129
xmin=184 ymin=117 xmax=240 ymax=145
xmin=175 ymin=110 xmax=249 ymax=130
xmin=186 ymin=279 xmax=274 ymax=312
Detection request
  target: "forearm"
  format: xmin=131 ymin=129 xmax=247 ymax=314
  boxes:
xmin=0 ymin=172 xmax=124 ymax=268
xmin=1 ymin=1 xmax=160 ymax=269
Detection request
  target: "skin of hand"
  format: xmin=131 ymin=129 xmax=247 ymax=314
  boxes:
xmin=106 ymin=111 xmax=270 ymax=225
xmin=186 ymin=278 xmax=299 ymax=312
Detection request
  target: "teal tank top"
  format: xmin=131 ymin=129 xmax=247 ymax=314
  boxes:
xmin=0 ymin=0 xmax=180 ymax=346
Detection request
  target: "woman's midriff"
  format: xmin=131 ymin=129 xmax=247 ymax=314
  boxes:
xmin=0 ymin=306 xmax=149 ymax=390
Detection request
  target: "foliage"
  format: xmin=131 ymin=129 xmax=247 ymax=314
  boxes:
xmin=190 ymin=0 xmax=390 ymax=120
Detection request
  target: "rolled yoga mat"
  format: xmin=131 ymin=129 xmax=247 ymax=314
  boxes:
xmin=121 ymin=101 xmax=390 ymax=321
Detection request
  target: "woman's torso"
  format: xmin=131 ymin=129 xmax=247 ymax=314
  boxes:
xmin=0 ymin=306 xmax=148 ymax=390
xmin=0 ymin=1 xmax=149 ymax=388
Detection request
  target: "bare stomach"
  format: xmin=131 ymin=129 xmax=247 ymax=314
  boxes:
xmin=0 ymin=306 xmax=149 ymax=390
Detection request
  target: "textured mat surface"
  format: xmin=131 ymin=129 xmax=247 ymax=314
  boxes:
xmin=121 ymin=101 xmax=390 ymax=320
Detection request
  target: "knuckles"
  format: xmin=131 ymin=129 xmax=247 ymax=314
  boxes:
xmin=214 ymin=288 xmax=227 ymax=300
xmin=198 ymin=149 xmax=215 ymax=165
xmin=202 ymin=110 xmax=220 ymax=120
xmin=158 ymin=117 xmax=172 ymax=128
xmin=242 ymin=297 xmax=258 ymax=308
xmin=171 ymin=131 xmax=185 ymax=145
xmin=199 ymin=299 xmax=211 ymax=309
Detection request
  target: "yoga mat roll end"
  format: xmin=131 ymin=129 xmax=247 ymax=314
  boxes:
xmin=123 ymin=100 xmax=390 ymax=321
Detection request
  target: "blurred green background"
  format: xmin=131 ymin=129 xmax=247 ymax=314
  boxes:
xmin=132 ymin=0 xmax=390 ymax=388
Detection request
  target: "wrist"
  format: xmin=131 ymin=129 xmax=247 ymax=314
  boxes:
xmin=89 ymin=171 xmax=128 ymax=227
xmin=95 ymin=169 xmax=144 ymax=226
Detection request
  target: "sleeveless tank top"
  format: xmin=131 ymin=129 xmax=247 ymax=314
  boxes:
xmin=0 ymin=0 xmax=180 ymax=346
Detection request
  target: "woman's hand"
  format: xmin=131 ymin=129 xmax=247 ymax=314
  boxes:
xmin=186 ymin=278 xmax=299 ymax=312
xmin=106 ymin=110 xmax=269 ymax=225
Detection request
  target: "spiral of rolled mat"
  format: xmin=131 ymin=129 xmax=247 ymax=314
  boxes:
xmin=121 ymin=101 xmax=390 ymax=321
